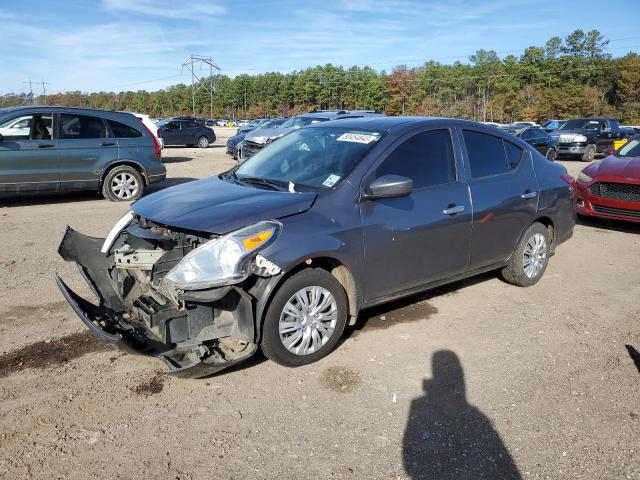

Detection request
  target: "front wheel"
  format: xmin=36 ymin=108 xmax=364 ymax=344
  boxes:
xmin=102 ymin=165 xmax=144 ymax=202
xmin=260 ymin=269 xmax=348 ymax=367
xmin=501 ymin=223 xmax=551 ymax=287
xmin=581 ymin=144 xmax=596 ymax=162
xmin=197 ymin=136 xmax=209 ymax=148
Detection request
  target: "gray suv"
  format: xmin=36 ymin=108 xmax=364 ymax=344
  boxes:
xmin=0 ymin=106 xmax=166 ymax=201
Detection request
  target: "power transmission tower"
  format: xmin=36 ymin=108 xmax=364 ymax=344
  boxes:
xmin=40 ymin=80 xmax=50 ymax=97
xmin=181 ymin=55 xmax=221 ymax=117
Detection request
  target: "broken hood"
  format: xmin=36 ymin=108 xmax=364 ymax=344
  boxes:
xmin=132 ymin=176 xmax=317 ymax=234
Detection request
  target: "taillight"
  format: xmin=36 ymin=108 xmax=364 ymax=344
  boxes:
xmin=560 ymin=173 xmax=574 ymax=185
xmin=560 ymin=173 xmax=576 ymax=197
xmin=139 ymin=122 xmax=161 ymax=155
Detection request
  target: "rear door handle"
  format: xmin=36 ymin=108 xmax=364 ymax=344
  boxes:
xmin=37 ymin=143 xmax=54 ymax=148
xmin=521 ymin=191 xmax=538 ymax=199
xmin=443 ymin=205 xmax=465 ymax=215
xmin=100 ymin=142 xmax=115 ymax=147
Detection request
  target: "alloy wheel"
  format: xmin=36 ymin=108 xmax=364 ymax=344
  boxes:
xmin=198 ymin=137 xmax=209 ymax=148
xmin=279 ymin=286 xmax=338 ymax=356
xmin=522 ymin=233 xmax=547 ymax=279
xmin=110 ymin=172 xmax=139 ymax=200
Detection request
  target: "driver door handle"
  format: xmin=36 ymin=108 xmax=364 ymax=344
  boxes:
xmin=37 ymin=143 xmax=54 ymax=148
xmin=443 ymin=205 xmax=465 ymax=215
xmin=100 ymin=142 xmax=115 ymax=147
xmin=521 ymin=191 xmax=538 ymax=199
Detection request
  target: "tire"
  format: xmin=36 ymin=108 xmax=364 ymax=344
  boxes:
xmin=260 ymin=269 xmax=348 ymax=367
xmin=581 ymin=144 xmax=596 ymax=162
xmin=545 ymin=148 xmax=557 ymax=161
xmin=197 ymin=136 xmax=209 ymax=148
xmin=501 ymin=222 xmax=551 ymax=287
xmin=101 ymin=165 xmax=144 ymax=202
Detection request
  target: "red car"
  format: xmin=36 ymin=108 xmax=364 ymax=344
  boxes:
xmin=575 ymin=137 xmax=640 ymax=222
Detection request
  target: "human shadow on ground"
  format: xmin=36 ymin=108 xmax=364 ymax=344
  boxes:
xmin=403 ymin=350 xmax=522 ymax=480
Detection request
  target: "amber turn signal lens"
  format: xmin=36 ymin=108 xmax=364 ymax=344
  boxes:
xmin=242 ymin=230 xmax=273 ymax=251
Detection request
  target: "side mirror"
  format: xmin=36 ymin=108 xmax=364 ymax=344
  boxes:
xmin=364 ymin=174 xmax=413 ymax=199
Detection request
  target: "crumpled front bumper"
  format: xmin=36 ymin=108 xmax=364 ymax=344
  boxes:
xmin=55 ymin=227 xmax=258 ymax=378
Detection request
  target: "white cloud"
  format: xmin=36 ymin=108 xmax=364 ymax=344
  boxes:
xmin=102 ymin=0 xmax=225 ymax=19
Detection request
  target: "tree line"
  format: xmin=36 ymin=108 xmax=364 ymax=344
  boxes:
xmin=2 ymin=29 xmax=639 ymax=124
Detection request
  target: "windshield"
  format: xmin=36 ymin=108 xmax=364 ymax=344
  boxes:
xmin=618 ymin=138 xmax=640 ymax=158
xmin=280 ymin=116 xmax=327 ymax=129
xmin=259 ymin=119 xmax=284 ymax=129
xmin=560 ymin=119 xmax=600 ymax=130
xmin=234 ymin=127 xmax=383 ymax=190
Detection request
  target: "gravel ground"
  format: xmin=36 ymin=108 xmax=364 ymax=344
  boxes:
xmin=0 ymin=128 xmax=638 ymax=479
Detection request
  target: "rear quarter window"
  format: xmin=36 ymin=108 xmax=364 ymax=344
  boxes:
xmin=108 ymin=120 xmax=142 ymax=138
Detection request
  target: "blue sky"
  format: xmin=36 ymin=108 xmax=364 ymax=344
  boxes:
xmin=1 ymin=0 xmax=638 ymax=94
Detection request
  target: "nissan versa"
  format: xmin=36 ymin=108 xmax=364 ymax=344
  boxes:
xmin=56 ymin=117 xmax=576 ymax=377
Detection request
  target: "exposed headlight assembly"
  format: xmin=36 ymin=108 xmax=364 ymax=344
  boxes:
xmin=164 ymin=220 xmax=281 ymax=291
xmin=252 ymin=135 xmax=268 ymax=144
xmin=101 ymin=211 xmax=133 ymax=254
xmin=577 ymin=172 xmax=593 ymax=183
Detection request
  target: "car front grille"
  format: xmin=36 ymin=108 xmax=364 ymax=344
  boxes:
xmin=242 ymin=140 xmax=264 ymax=159
xmin=589 ymin=182 xmax=640 ymax=202
xmin=592 ymin=204 xmax=640 ymax=218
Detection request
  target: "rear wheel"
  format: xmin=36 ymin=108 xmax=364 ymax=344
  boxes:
xmin=102 ymin=165 xmax=144 ymax=202
xmin=260 ymin=269 xmax=348 ymax=367
xmin=581 ymin=144 xmax=596 ymax=162
xmin=501 ymin=222 xmax=550 ymax=287
xmin=197 ymin=136 xmax=209 ymax=148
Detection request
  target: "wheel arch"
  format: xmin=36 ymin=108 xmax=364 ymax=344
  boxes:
xmin=99 ymin=160 xmax=149 ymax=188
xmin=531 ymin=215 xmax=556 ymax=253
xmin=253 ymin=255 xmax=361 ymax=343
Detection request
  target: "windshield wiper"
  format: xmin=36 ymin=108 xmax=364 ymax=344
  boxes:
xmin=235 ymin=175 xmax=286 ymax=191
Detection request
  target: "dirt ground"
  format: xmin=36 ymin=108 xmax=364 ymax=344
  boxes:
xmin=1 ymin=128 xmax=639 ymax=479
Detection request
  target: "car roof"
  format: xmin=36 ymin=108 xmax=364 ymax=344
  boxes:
xmin=0 ymin=105 xmax=132 ymax=115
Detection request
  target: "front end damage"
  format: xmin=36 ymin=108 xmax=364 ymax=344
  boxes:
xmin=55 ymin=216 xmax=282 ymax=378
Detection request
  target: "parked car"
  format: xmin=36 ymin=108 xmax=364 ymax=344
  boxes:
xmin=509 ymin=121 xmax=539 ymax=128
xmin=227 ymin=118 xmax=287 ymax=160
xmin=237 ymin=118 xmax=268 ymax=136
xmin=0 ymin=106 xmax=165 ymax=201
xmin=121 ymin=112 xmax=164 ymax=149
xmin=575 ymin=136 xmax=640 ymax=223
xmin=241 ymin=110 xmax=384 ymax=160
xmin=542 ymin=119 xmax=564 ymax=131
xmin=56 ymin=117 xmax=575 ymax=377
xmin=505 ymin=126 xmax=558 ymax=160
xmin=157 ymin=118 xmax=216 ymax=148
xmin=550 ymin=118 xmax=623 ymax=161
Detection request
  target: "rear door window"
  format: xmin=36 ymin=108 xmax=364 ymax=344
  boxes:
xmin=59 ymin=114 xmax=108 ymax=139
xmin=463 ymin=130 xmax=509 ymax=178
xmin=108 ymin=120 xmax=142 ymax=138
xmin=376 ymin=129 xmax=456 ymax=189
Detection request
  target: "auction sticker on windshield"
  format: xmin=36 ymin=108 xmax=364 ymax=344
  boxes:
xmin=337 ymin=132 xmax=380 ymax=144
xmin=322 ymin=174 xmax=341 ymax=187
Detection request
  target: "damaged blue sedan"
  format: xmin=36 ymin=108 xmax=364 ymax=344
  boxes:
xmin=56 ymin=117 xmax=575 ymax=377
